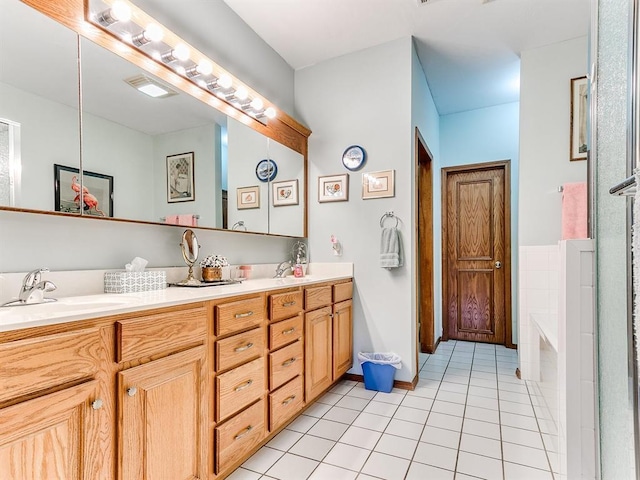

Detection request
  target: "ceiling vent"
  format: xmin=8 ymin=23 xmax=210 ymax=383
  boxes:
xmin=124 ymin=74 xmax=178 ymax=99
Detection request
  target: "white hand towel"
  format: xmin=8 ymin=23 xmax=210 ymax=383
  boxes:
xmin=380 ymin=227 xmax=403 ymax=269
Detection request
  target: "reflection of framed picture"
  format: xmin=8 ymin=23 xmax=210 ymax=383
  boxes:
xmin=237 ymin=185 xmax=260 ymax=209
xmin=318 ymin=174 xmax=349 ymax=203
xmin=54 ymin=164 xmax=113 ymax=217
xmin=167 ymin=152 xmax=195 ymax=202
xmin=362 ymin=170 xmax=395 ymax=199
xmin=272 ymin=179 xmax=298 ymax=207
xmin=570 ymin=76 xmax=588 ymax=161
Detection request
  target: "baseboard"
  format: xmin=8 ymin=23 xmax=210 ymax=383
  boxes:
xmin=343 ymin=373 xmax=418 ymax=391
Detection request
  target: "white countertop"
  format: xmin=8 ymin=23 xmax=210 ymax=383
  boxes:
xmin=0 ymin=265 xmax=352 ymax=333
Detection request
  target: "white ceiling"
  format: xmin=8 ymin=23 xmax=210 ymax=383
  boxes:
xmin=221 ymin=0 xmax=590 ymax=115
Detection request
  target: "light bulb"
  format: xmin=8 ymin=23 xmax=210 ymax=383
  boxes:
xmin=145 ymin=24 xmax=163 ymax=42
xmin=265 ymin=107 xmax=276 ymax=119
xmin=197 ymin=61 xmax=213 ymax=76
xmin=218 ymin=75 xmax=232 ymax=89
xmin=250 ymin=98 xmax=264 ymax=111
xmin=110 ymin=1 xmax=132 ymax=22
xmin=173 ymin=43 xmax=190 ymax=61
xmin=176 ymin=65 xmax=186 ymax=76
xmin=235 ymin=86 xmax=248 ymax=101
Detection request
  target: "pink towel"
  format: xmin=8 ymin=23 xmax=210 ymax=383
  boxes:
xmin=164 ymin=214 xmax=198 ymax=226
xmin=561 ymin=182 xmax=587 ymax=239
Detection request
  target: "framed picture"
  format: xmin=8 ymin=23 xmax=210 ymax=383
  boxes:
xmin=570 ymin=76 xmax=588 ymax=161
xmin=237 ymin=185 xmax=260 ymax=209
xmin=272 ymin=179 xmax=299 ymax=207
xmin=318 ymin=174 xmax=349 ymax=203
xmin=362 ymin=169 xmax=395 ymax=199
xmin=54 ymin=164 xmax=113 ymax=217
xmin=167 ymin=152 xmax=195 ymax=202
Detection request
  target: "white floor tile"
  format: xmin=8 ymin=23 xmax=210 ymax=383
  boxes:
xmin=500 ymin=412 xmax=540 ymax=431
xmin=304 ymin=402 xmax=332 ymax=418
xmin=459 ymin=433 xmax=502 ymax=459
xmin=374 ymin=433 xmax=419 ymax=459
xmin=423 ymin=364 xmax=448 ymax=374
xmin=363 ymin=400 xmax=398 ymax=417
xmin=356 ymin=474 xmax=379 ymax=480
xmin=443 ymin=374 xmax=470 ymax=385
xmin=461 ymin=418 xmax=501 ymax=440
xmin=339 ymin=425 xmax=382 ymax=450
xmin=498 ymin=373 xmax=522 ymax=384
xmin=471 ymin=371 xmax=497 ymax=381
xmin=464 ymin=405 xmax=500 ymax=424
xmin=309 ymin=463 xmax=358 ymax=480
xmin=499 ymin=391 xmax=532 ymax=405
xmin=287 ymin=415 xmax=319 ymax=433
xmin=503 ymin=462 xmax=553 ymax=480
xmin=268 ymin=429 xmax=304 ymax=451
xmin=499 ymin=382 xmax=530 ymax=394
xmin=541 ymin=433 xmax=559 ymax=452
xmin=335 ymin=395 xmax=370 ymax=411
xmin=226 ymin=467 xmax=262 ymax=480
xmin=448 ymin=360 xmax=473 ymax=369
xmin=361 ymin=452 xmax=410 ymax=480
xmin=412 ymin=441 xmax=458 ymax=471
xmin=352 ymin=412 xmax=392 ymax=432
xmin=432 ymin=400 xmax=466 ymax=417
xmin=307 ymin=419 xmax=349 ymax=441
xmin=469 ymin=377 xmax=498 ymax=389
xmin=317 ymin=392 xmax=343 ymax=406
xmin=394 ymin=405 xmax=430 ymax=424
xmin=500 ymin=399 xmax=535 ymax=417
xmin=426 ymin=412 xmax=463 ymax=432
xmin=467 ymin=385 xmax=498 ymax=399
xmin=472 ymin=364 xmax=497 ymax=373
xmin=501 ymin=426 xmax=544 ymax=449
xmin=373 ymin=391 xmax=406 ymax=405
xmin=323 ymin=406 xmax=361 ymax=424
xmin=406 ymin=462 xmax=455 ymax=480
xmin=323 ymin=442 xmax=372 ymax=471
xmin=289 ymin=434 xmax=335 ymax=461
xmin=439 ymin=381 xmax=468 ymax=394
xmin=420 ymin=425 xmax=461 ymax=449
xmin=331 ymin=383 xmax=355 ymax=395
xmin=407 ymin=385 xmax=438 ymax=398
xmin=420 ymin=370 xmax=445 ymax=381
xmin=385 ymin=418 xmax=424 ymax=440
xmin=456 ymin=451 xmax=503 ymax=480
xmin=466 ymin=394 xmax=499 ymax=411
xmin=502 ymin=442 xmax=551 ymax=470
xmin=265 ymin=453 xmax=319 ymax=480
xmin=435 ymin=390 xmax=467 ymax=405
xmin=400 ymin=395 xmax=434 ymax=411
xmin=446 ymin=366 xmax=471 ymax=376
xmin=241 ymin=447 xmax=284 ymax=473
xmin=347 ymin=387 xmax=377 ymax=400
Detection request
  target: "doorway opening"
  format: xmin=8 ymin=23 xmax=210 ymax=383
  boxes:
xmin=441 ymin=160 xmax=513 ymax=347
xmin=416 ymin=127 xmax=435 ymax=354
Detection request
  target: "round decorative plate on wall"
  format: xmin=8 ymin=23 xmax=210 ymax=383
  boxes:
xmin=255 ymin=159 xmax=278 ymax=182
xmin=342 ymin=145 xmax=366 ymax=171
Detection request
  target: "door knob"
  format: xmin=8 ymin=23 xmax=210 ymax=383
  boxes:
xmin=494 ymin=261 xmax=502 ymax=269
xmin=127 ymin=387 xmax=138 ymax=397
xmin=91 ymin=399 xmax=103 ymax=410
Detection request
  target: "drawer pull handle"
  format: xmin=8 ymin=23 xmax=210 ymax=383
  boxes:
xmin=282 ymin=327 xmax=296 ymax=335
xmin=234 ymin=425 xmax=253 ymax=440
xmin=127 ymin=387 xmax=137 ymax=397
xmin=235 ymin=311 xmax=254 ymax=318
xmin=282 ymin=395 xmax=297 ymax=406
xmin=91 ymin=399 xmax=103 ymax=410
xmin=234 ymin=379 xmax=253 ymax=391
xmin=282 ymin=358 xmax=297 ymax=367
xmin=234 ymin=342 xmax=254 ymax=353
xmin=282 ymin=301 xmax=296 ymax=307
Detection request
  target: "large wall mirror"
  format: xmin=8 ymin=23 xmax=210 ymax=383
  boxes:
xmin=0 ymin=0 xmax=306 ymax=238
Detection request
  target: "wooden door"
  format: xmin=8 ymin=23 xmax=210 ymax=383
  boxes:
xmin=442 ymin=161 xmax=511 ymax=345
xmin=118 ymin=346 xmax=206 ymax=480
xmin=332 ymin=299 xmax=353 ymax=379
xmin=304 ymin=307 xmax=332 ymax=402
xmin=0 ymin=380 xmax=97 ymax=480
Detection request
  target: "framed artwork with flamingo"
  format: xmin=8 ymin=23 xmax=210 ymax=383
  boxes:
xmin=54 ymin=164 xmax=113 ymax=217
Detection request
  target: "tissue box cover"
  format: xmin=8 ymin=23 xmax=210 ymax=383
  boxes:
xmin=104 ymin=271 xmax=166 ymax=293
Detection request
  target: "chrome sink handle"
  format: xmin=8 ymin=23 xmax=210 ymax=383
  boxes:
xmin=22 ymin=268 xmax=48 ymax=288
xmin=18 ymin=268 xmax=57 ymax=304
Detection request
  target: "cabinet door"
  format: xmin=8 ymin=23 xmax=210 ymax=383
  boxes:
xmin=304 ymin=307 xmax=333 ymax=402
xmin=0 ymin=380 xmax=98 ymax=480
xmin=333 ymin=300 xmax=353 ymax=379
xmin=118 ymin=346 xmax=206 ymax=480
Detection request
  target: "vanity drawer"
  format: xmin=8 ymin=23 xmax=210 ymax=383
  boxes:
xmin=215 ymin=398 xmax=266 ymax=474
xmin=215 ymin=296 xmax=265 ymax=337
xmin=216 ymin=327 xmax=264 ymax=372
xmin=269 ymin=314 xmax=303 ymax=351
xmin=333 ymin=281 xmax=353 ymax=303
xmin=0 ymin=328 xmax=100 ymax=404
xmin=269 ymin=340 xmax=303 ymax=391
xmin=269 ymin=291 xmax=303 ymax=321
xmin=305 ymin=285 xmax=332 ymax=311
xmin=269 ymin=376 xmax=304 ymax=432
xmin=116 ymin=305 xmax=206 ymax=362
xmin=216 ymin=357 xmax=265 ymax=422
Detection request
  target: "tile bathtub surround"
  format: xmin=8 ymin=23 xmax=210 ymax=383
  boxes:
xmin=230 ymin=341 xmax=557 ymax=480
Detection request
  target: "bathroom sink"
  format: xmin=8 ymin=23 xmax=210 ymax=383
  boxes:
xmin=56 ymin=296 xmax=137 ymax=306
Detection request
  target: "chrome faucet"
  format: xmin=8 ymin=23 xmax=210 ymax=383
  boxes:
xmin=18 ymin=268 xmax=57 ymax=304
xmin=274 ymin=261 xmax=293 ymax=278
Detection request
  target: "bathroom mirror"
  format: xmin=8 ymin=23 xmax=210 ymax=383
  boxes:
xmin=178 ymin=229 xmax=201 ymax=285
xmin=0 ymin=0 xmax=307 ymax=238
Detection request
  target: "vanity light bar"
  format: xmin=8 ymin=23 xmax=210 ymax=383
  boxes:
xmin=87 ymin=0 xmax=276 ymax=124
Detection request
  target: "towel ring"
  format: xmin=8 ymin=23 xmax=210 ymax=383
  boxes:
xmin=379 ymin=212 xmax=399 ymax=228
xmin=232 ymin=221 xmax=248 ymax=231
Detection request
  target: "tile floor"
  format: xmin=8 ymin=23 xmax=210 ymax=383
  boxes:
xmin=228 ymin=340 xmax=559 ymax=480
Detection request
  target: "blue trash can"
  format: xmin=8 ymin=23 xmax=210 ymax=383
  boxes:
xmin=358 ymin=352 xmax=402 ymax=393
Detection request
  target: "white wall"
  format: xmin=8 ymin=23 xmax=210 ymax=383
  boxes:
xmin=296 ymin=37 xmax=439 ymax=383
xmin=519 ymin=37 xmax=589 ymax=246
xmin=439 ymin=102 xmax=520 ymax=343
